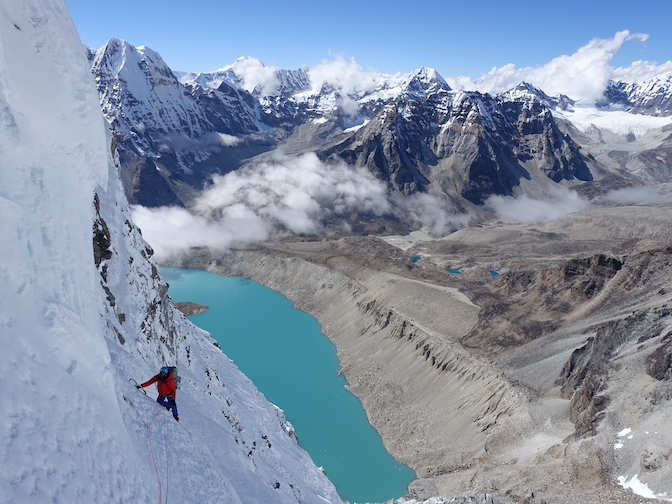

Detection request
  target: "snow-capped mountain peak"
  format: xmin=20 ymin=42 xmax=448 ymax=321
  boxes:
xmin=497 ymin=81 xmax=576 ymax=111
xmin=401 ymin=66 xmax=451 ymax=96
xmin=91 ymin=37 xmax=213 ymax=149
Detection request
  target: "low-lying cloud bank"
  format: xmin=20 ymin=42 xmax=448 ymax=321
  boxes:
xmin=132 ymin=150 xmax=670 ymax=258
xmin=486 ymin=186 xmax=593 ymax=224
xmin=603 ymin=186 xmax=669 ymax=205
xmin=131 ymin=152 xmax=470 ymax=259
xmin=485 ymin=185 xmax=670 ymax=225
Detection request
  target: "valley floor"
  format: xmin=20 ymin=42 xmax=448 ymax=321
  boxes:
xmin=165 ymin=204 xmax=672 ymax=504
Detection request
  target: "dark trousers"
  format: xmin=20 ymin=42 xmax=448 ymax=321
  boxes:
xmin=157 ymin=395 xmax=178 ymax=416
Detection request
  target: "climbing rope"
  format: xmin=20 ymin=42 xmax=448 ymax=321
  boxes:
xmin=125 ymin=394 xmax=164 ymax=504
xmin=163 ymin=413 xmax=170 ymax=504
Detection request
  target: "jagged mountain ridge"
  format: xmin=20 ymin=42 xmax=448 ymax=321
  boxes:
xmin=318 ymin=81 xmax=593 ymax=206
xmin=602 ymin=72 xmax=672 ymax=116
xmin=179 ymin=59 xmax=312 ymax=97
xmin=88 ymin=38 xmax=672 ymax=222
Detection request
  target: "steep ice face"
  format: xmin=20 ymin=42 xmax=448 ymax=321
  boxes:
xmin=0 ymin=1 xmax=342 ymax=503
xmin=0 ymin=0 xmax=109 ymax=329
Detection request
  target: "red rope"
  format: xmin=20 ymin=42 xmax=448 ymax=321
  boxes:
xmin=126 ymin=397 xmax=164 ymax=504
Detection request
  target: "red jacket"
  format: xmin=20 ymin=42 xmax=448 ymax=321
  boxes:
xmin=142 ymin=373 xmax=177 ymax=399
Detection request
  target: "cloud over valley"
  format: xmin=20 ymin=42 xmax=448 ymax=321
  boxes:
xmin=131 ymin=152 xmax=472 ymax=259
xmin=485 ymin=186 xmax=592 ymax=224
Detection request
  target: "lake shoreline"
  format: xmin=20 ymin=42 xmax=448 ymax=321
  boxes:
xmin=162 ymin=240 xmax=502 ymax=501
xmin=161 ymin=266 xmax=415 ymax=503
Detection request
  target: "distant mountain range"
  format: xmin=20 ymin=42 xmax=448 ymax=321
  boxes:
xmin=87 ymin=38 xmax=672 ymax=230
xmin=601 ymin=72 xmax=672 ymax=116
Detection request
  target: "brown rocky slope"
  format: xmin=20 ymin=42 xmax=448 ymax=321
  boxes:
xmin=165 ymin=205 xmax=672 ymax=504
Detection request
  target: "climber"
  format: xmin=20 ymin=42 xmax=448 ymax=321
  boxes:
xmin=137 ymin=367 xmax=179 ymax=421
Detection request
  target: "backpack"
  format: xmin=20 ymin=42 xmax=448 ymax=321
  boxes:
xmin=167 ymin=366 xmax=181 ymax=389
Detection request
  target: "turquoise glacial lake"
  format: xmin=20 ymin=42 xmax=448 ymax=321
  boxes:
xmin=161 ymin=267 xmax=415 ymax=503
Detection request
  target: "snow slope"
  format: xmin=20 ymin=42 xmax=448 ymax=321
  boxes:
xmin=0 ymin=1 xmax=342 ymax=503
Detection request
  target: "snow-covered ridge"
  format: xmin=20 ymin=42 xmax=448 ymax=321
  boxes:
xmin=0 ymin=1 xmax=342 ymax=502
xmin=603 ymin=72 xmax=672 ymax=116
xmin=496 ymin=82 xmax=575 ymax=111
xmin=179 ymin=58 xmax=312 ymax=97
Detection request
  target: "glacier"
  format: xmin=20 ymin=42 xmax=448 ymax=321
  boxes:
xmin=0 ymin=1 xmax=342 ymax=503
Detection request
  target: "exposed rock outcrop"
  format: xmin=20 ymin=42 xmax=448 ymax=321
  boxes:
xmin=173 ymin=301 xmax=210 ymax=316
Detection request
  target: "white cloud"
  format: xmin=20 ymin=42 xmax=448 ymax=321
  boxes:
xmin=163 ymin=131 xmax=241 ymax=152
xmin=486 ymin=186 xmax=591 ymax=223
xmin=131 ymin=152 xmax=389 ymax=258
xmin=612 ymin=61 xmax=672 ymax=83
xmin=447 ymin=30 xmax=671 ymax=104
xmin=193 ymin=151 xmax=394 ymax=231
xmin=230 ymin=57 xmax=280 ymax=96
xmin=398 ymin=192 xmax=473 ymax=235
xmin=131 ymin=151 xmax=475 ymax=258
xmin=130 ymin=204 xmax=271 ymax=261
xmin=307 ymin=54 xmax=386 ymax=96
xmin=217 ymin=133 xmax=241 ymax=146
xmin=603 ymin=186 xmax=669 ymax=205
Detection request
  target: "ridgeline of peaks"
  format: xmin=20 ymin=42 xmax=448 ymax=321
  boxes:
xmin=319 ymin=81 xmax=592 ymax=206
xmin=88 ymin=39 xmax=672 ymax=227
xmin=602 ymin=72 xmax=672 ymax=116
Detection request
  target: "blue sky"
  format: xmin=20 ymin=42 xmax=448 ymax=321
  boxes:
xmin=67 ymin=0 xmax=670 ymax=79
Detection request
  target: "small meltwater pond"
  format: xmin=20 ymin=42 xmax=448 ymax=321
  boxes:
xmin=161 ymin=267 xmax=415 ymax=503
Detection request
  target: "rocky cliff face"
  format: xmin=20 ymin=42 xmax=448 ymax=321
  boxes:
xmin=320 ymin=82 xmax=593 ymax=205
xmin=553 ymin=244 xmax=672 ymax=436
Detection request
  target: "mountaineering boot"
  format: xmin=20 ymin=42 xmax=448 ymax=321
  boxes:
xmin=174 ymin=414 xmax=179 ymax=422
xmin=166 ymin=406 xmax=171 ymax=411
